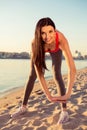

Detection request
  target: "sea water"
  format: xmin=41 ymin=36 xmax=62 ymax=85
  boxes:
xmin=0 ymin=59 xmax=87 ymax=95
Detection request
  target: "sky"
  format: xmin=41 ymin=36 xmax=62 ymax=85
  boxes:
xmin=0 ymin=0 xmax=87 ymax=55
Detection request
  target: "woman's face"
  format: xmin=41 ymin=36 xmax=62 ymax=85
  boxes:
xmin=41 ymin=25 xmax=56 ymax=44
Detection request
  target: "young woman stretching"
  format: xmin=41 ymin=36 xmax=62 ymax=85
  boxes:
xmin=11 ymin=17 xmax=76 ymax=124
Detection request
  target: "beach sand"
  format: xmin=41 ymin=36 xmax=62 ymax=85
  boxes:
xmin=0 ymin=68 xmax=87 ymax=130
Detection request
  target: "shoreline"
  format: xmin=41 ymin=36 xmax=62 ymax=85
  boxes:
xmin=0 ymin=67 xmax=87 ymax=99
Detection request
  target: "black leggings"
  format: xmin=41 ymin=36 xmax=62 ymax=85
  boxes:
xmin=23 ymin=49 xmax=66 ymax=108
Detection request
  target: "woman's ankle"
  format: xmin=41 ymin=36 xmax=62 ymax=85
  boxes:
xmin=23 ymin=105 xmax=27 ymax=108
xmin=62 ymin=108 xmax=67 ymax=111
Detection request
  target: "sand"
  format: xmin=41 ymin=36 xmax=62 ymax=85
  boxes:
xmin=0 ymin=68 xmax=87 ymax=130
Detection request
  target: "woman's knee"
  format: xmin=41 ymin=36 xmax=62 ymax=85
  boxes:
xmin=53 ymin=70 xmax=62 ymax=81
xmin=29 ymin=71 xmax=36 ymax=80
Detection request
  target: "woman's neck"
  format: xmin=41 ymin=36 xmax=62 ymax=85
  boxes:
xmin=44 ymin=41 xmax=56 ymax=51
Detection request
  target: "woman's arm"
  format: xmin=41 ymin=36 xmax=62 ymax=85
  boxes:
xmin=56 ymin=32 xmax=76 ymax=100
xmin=31 ymin=40 xmax=52 ymax=101
xmin=34 ymin=65 xmax=52 ymax=101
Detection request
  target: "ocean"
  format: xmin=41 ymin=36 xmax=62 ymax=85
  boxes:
xmin=0 ymin=59 xmax=87 ymax=96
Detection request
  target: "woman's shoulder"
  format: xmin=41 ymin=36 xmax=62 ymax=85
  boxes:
xmin=56 ymin=30 xmax=64 ymax=37
xmin=56 ymin=30 xmax=64 ymax=43
xmin=31 ymin=38 xmax=35 ymax=44
xmin=31 ymin=38 xmax=35 ymax=47
xmin=30 ymin=38 xmax=35 ymax=52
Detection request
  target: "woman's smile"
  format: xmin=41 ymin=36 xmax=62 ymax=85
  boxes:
xmin=41 ymin=25 xmax=56 ymax=44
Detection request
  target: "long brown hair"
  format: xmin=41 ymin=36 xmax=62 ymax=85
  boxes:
xmin=32 ymin=17 xmax=56 ymax=74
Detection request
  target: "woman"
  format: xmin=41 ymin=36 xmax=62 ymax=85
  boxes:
xmin=11 ymin=17 xmax=76 ymax=124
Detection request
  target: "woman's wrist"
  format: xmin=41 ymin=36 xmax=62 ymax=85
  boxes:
xmin=47 ymin=95 xmax=52 ymax=101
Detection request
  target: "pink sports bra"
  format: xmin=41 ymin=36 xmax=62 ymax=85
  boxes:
xmin=45 ymin=32 xmax=59 ymax=53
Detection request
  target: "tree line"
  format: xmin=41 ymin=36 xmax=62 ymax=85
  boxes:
xmin=0 ymin=51 xmax=87 ymax=60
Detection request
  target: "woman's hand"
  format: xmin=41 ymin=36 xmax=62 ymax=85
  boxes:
xmin=48 ymin=93 xmax=70 ymax=103
xmin=50 ymin=97 xmax=66 ymax=103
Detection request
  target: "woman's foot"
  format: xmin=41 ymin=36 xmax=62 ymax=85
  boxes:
xmin=57 ymin=111 xmax=69 ymax=124
xmin=11 ymin=106 xmax=27 ymax=119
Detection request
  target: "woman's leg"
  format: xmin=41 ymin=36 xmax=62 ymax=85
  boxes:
xmin=50 ymin=49 xmax=66 ymax=109
xmin=23 ymin=59 xmax=37 ymax=105
xmin=11 ymin=60 xmax=37 ymax=118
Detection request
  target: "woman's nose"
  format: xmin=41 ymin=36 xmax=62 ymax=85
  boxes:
xmin=46 ymin=33 xmax=50 ymax=39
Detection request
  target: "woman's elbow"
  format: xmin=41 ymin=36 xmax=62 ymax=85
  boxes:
xmin=72 ymin=66 xmax=76 ymax=76
xmin=69 ymin=64 xmax=76 ymax=76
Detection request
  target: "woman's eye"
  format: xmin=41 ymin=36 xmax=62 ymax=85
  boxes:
xmin=41 ymin=32 xmax=45 ymax=35
xmin=49 ymin=30 xmax=53 ymax=33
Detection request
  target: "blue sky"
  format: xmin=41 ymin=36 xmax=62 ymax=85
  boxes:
xmin=0 ymin=0 xmax=87 ymax=55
